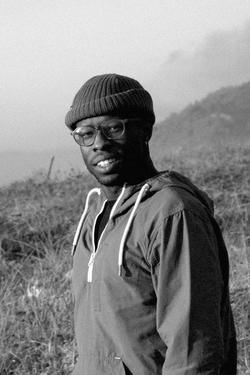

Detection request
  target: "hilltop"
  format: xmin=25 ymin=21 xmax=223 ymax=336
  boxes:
xmin=150 ymin=80 xmax=250 ymax=159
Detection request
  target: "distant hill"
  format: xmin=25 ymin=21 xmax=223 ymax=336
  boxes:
xmin=2 ymin=81 xmax=250 ymax=187
xmin=150 ymin=80 xmax=250 ymax=159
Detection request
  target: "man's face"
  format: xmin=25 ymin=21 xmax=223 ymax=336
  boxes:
xmin=75 ymin=115 xmax=149 ymax=187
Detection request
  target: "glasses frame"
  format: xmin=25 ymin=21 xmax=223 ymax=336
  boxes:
xmin=71 ymin=118 xmax=140 ymax=147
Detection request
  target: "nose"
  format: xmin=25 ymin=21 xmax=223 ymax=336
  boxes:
xmin=93 ymin=128 xmax=110 ymax=150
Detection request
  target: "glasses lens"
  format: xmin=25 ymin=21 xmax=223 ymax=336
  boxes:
xmin=73 ymin=127 xmax=95 ymax=146
xmin=72 ymin=120 xmax=125 ymax=146
xmin=102 ymin=120 xmax=125 ymax=139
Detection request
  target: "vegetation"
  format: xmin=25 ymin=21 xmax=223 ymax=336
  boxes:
xmin=0 ymin=145 xmax=249 ymax=374
xmin=152 ymin=80 xmax=250 ymax=152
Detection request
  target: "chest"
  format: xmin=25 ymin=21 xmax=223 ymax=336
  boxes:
xmin=72 ymin=211 xmax=154 ymax=311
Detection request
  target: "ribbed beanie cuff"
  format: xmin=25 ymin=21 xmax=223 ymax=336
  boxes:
xmin=65 ymin=74 xmax=155 ymax=130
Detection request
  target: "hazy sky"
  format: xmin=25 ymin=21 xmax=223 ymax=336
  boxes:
xmin=1 ymin=0 xmax=250 ymax=152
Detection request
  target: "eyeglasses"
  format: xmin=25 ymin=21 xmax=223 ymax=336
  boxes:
xmin=71 ymin=119 xmax=130 ymax=147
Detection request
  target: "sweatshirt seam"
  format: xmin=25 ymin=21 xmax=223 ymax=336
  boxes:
xmin=130 ymin=182 xmax=211 ymax=219
xmin=145 ymin=206 xmax=212 ymax=265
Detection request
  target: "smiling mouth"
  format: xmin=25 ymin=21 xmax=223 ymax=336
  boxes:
xmin=96 ymin=158 xmax=118 ymax=169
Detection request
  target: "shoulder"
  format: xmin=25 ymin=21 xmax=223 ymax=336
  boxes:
xmin=138 ymin=173 xmax=213 ymax=226
xmin=141 ymin=186 xmax=206 ymax=218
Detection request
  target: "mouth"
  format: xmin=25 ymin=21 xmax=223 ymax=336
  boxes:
xmin=95 ymin=158 xmax=120 ymax=171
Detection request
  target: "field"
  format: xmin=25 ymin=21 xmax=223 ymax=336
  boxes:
xmin=0 ymin=145 xmax=249 ymax=374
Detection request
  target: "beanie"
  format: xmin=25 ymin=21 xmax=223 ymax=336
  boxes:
xmin=65 ymin=73 xmax=155 ymax=130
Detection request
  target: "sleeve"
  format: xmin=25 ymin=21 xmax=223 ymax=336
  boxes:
xmin=148 ymin=209 xmax=224 ymax=375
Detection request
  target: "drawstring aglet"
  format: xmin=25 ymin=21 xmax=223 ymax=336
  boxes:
xmin=71 ymin=244 xmax=77 ymax=257
xmin=118 ymin=264 xmax=122 ymax=277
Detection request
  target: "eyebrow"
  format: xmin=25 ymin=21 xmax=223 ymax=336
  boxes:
xmin=76 ymin=122 xmax=94 ymax=128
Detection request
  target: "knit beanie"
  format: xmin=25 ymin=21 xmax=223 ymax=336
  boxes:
xmin=65 ymin=73 xmax=155 ymax=130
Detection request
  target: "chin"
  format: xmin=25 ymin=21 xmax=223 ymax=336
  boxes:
xmin=87 ymin=161 xmax=131 ymax=187
xmin=94 ymin=173 xmax=124 ymax=187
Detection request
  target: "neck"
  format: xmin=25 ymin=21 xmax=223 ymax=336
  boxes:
xmin=101 ymin=160 xmax=158 ymax=200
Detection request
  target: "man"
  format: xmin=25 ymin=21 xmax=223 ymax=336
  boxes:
xmin=65 ymin=73 xmax=237 ymax=374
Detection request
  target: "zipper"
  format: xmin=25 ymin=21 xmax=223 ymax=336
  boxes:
xmin=86 ymin=186 xmax=126 ymax=283
xmin=87 ymin=252 xmax=96 ymax=282
xmin=87 ymin=200 xmax=107 ymax=283
xmin=87 ymin=220 xmax=110 ymax=282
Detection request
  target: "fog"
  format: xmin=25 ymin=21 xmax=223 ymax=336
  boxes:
xmin=150 ymin=22 xmax=250 ymax=117
xmin=2 ymin=1 xmax=250 ymax=153
xmin=1 ymin=1 xmax=250 ymax=185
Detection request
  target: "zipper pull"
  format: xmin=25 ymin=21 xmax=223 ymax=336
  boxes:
xmin=87 ymin=252 xmax=96 ymax=283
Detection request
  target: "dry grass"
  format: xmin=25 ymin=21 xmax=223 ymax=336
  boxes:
xmin=0 ymin=145 xmax=249 ymax=374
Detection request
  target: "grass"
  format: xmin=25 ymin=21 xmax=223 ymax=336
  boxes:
xmin=0 ymin=145 xmax=249 ymax=374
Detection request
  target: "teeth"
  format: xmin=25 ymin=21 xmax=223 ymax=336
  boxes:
xmin=97 ymin=159 xmax=115 ymax=168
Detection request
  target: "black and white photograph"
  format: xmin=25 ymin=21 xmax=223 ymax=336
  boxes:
xmin=1 ymin=1 xmax=249 ymax=374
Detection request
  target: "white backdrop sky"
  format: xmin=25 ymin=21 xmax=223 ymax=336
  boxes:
xmin=1 ymin=0 xmax=250 ymax=152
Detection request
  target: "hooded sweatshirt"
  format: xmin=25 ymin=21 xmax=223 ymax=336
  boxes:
xmin=71 ymin=171 xmax=237 ymax=375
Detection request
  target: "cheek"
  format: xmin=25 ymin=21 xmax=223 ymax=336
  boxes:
xmin=125 ymin=136 xmax=145 ymax=157
xmin=80 ymin=148 xmax=90 ymax=167
xmin=126 ymin=128 xmax=146 ymax=150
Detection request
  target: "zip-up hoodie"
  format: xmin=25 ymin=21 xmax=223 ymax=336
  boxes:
xmin=71 ymin=171 xmax=236 ymax=375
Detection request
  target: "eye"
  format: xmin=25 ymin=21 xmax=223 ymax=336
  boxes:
xmin=77 ymin=127 xmax=95 ymax=139
xmin=103 ymin=121 xmax=124 ymax=136
xmin=109 ymin=125 xmax=121 ymax=134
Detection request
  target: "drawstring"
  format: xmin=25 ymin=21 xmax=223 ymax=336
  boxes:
xmin=71 ymin=183 xmax=150 ymax=279
xmin=71 ymin=187 xmax=101 ymax=256
xmin=118 ymin=183 xmax=150 ymax=276
xmin=110 ymin=185 xmax=126 ymax=219
xmin=87 ymin=186 xmax=126 ymax=282
xmin=71 ymin=186 xmax=125 ymax=258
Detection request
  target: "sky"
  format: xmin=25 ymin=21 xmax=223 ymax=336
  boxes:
xmin=1 ymin=0 xmax=250 ymax=153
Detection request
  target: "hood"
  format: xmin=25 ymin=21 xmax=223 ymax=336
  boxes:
xmin=152 ymin=170 xmax=214 ymax=214
xmin=103 ymin=170 xmax=214 ymax=216
xmin=71 ymin=170 xmax=214 ymax=278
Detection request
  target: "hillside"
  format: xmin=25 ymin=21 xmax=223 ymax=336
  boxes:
xmin=2 ymin=80 xmax=250 ymax=187
xmin=151 ymin=80 xmax=250 ymax=159
xmin=0 ymin=145 xmax=249 ymax=374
